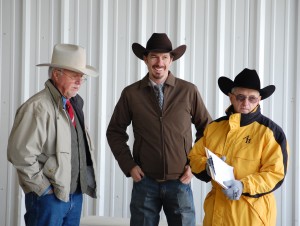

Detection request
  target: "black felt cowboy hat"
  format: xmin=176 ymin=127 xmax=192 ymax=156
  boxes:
xmin=132 ymin=33 xmax=186 ymax=61
xmin=218 ymin=68 xmax=276 ymax=100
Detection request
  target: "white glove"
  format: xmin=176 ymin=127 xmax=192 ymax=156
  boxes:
xmin=222 ymin=180 xmax=243 ymax=200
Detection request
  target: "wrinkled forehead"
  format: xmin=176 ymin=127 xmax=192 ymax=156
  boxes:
xmin=231 ymin=87 xmax=260 ymax=96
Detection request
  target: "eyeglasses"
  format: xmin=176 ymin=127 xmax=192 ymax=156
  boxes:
xmin=60 ymin=70 xmax=87 ymax=83
xmin=231 ymin=93 xmax=260 ymax=104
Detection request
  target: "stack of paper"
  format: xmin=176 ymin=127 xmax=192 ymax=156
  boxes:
xmin=205 ymin=147 xmax=235 ymax=189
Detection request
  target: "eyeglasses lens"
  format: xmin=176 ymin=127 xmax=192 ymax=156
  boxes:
xmin=235 ymin=94 xmax=258 ymax=103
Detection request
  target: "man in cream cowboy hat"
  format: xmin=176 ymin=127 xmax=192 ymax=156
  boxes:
xmin=107 ymin=33 xmax=211 ymax=226
xmin=7 ymin=44 xmax=98 ymax=226
xmin=189 ymin=68 xmax=289 ymax=226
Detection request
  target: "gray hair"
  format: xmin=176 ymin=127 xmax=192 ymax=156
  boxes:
xmin=49 ymin=67 xmax=64 ymax=79
xmin=48 ymin=67 xmax=54 ymax=79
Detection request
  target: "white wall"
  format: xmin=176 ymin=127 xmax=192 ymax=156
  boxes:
xmin=0 ymin=0 xmax=299 ymax=225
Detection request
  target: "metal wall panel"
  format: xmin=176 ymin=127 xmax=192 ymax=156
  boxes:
xmin=1 ymin=0 xmax=298 ymax=225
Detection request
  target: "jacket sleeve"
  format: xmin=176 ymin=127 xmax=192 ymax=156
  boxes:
xmin=188 ymin=130 xmax=212 ymax=182
xmin=7 ymin=106 xmax=51 ymax=196
xmin=240 ymin=128 xmax=289 ymax=198
xmin=191 ymin=85 xmax=212 ymax=142
xmin=106 ymin=89 xmax=136 ymax=177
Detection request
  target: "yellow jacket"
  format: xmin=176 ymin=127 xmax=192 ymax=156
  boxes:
xmin=189 ymin=105 xmax=289 ymax=226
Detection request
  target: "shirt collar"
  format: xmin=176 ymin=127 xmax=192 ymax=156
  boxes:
xmin=149 ymin=78 xmax=164 ymax=87
xmin=62 ymin=96 xmax=68 ymax=109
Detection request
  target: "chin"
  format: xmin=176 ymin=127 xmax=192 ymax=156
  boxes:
xmin=241 ymin=110 xmax=250 ymax=114
xmin=153 ymin=74 xmax=164 ymax=79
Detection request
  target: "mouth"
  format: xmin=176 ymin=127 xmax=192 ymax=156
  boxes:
xmin=153 ymin=66 xmax=164 ymax=73
xmin=240 ymin=108 xmax=249 ymax=112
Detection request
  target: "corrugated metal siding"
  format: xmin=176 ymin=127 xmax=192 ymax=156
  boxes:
xmin=0 ymin=0 xmax=298 ymax=225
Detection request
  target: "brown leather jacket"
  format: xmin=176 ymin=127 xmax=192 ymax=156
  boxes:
xmin=106 ymin=72 xmax=211 ymax=180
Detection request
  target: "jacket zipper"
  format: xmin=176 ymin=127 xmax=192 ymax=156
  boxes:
xmin=160 ymin=115 xmax=166 ymax=179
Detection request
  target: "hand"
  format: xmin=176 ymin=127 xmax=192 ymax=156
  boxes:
xmin=205 ymin=162 xmax=211 ymax=177
xmin=180 ymin=165 xmax=193 ymax=184
xmin=130 ymin=165 xmax=144 ymax=182
xmin=222 ymin=180 xmax=243 ymax=200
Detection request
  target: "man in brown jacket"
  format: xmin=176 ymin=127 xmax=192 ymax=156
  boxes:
xmin=106 ymin=33 xmax=211 ymax=226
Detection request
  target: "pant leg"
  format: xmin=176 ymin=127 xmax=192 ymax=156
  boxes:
xmin=24 ymin=191 xmax=83 ymax=226
xmin=62 ymin=191 xmax=83 ymax=226
xmin=25 ymin=192 xmax=65 ymax=226
xmin=162 ymin=180 xmax=195 ymax=226
xmin=130 ymin=176 xmax=162 ymax=226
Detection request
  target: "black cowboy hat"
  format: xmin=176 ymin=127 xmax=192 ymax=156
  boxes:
xmin=132 ymin=33 xmax=186 ymax=61
xmin=218 ymin=68 xmax=275 ymax=100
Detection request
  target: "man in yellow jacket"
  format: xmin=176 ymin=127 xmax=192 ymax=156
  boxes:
xmin=189 ymin=68 xmax=289 ymax=226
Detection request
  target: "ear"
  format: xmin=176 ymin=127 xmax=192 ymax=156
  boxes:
xmin=228 ymin=93 xmax=234 ymax=103
xmin=143 ymin=55 xmax=148 ymax=64
xmin=258 ymin=96 xmax=262 ymax=102
xmin=170 ymin=54 xmax=174 ymax=62
xmin=52 ymin=69 xmax=60 ymax=82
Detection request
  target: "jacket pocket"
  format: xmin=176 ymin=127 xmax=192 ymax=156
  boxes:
xmin=234 ymin=146 xmax=261 ymax=177
xmin=242 ymin=194 xmax=275 ymax=225
xmin=133 ymin=135 xmax=143 ymax=165
xmin=43 ymin=156 xmax=58 ymax=179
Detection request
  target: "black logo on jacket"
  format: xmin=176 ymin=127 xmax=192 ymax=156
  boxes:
xmin=243 ymin=135 xmax=251 ymax=144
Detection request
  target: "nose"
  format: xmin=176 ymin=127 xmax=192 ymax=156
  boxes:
xmin=241 ymin=99 xmax=250 ymax=105
xmin=156 ymin=59 xmax=165 ymax=67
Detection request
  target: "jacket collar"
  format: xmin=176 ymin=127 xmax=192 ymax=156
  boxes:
xmin=45 ymin=79 xmax=83 ymax=110
xmin=45 ymin=79 xmax=64 ymax=109
xmin=226 ymin=105 xmax=261 ymax=126
xmin=140 ymin=71 xmax=176 ymax=89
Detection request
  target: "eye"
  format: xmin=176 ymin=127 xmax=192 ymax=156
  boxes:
xmin=236 ymin=95 xmax=246 ymax=101
xmin=248 ymin=96 xmax=258 ymax=103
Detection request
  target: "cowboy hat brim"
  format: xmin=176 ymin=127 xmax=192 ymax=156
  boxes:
xmin=132 ymin=43 xmax=186 ymax=61
xmin=37 ymin=63 xmax=99 ymax=77
xmin=218 ymin=77 xmax=276 ymax=100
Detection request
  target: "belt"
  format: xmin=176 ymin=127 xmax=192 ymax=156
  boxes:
xmin=155 ymin=179 xmax=167 ymax=183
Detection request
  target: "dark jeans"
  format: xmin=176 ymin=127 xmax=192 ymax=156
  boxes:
xmin=130 ymin=176 xmax=195 ymax=226
xmin=24 ymin=190 xmax=83 ymax=226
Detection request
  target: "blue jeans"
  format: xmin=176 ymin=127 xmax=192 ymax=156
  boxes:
xmin=24 ymin=190 xmax=83 ymax=226
xmin=130 ymin=176 xmax=195 ymax=226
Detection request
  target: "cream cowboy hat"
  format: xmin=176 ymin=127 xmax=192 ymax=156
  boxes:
xmin=37 ymin=43 xmax=99 ymax=77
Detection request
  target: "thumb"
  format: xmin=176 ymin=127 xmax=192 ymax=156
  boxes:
xmin=221 ymin=156 xmax=226 ymax=161
xmin=138 ymin=167 xmax=145 ymax=177
xmin=223 ymin=180 xmax=233 ymax=187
